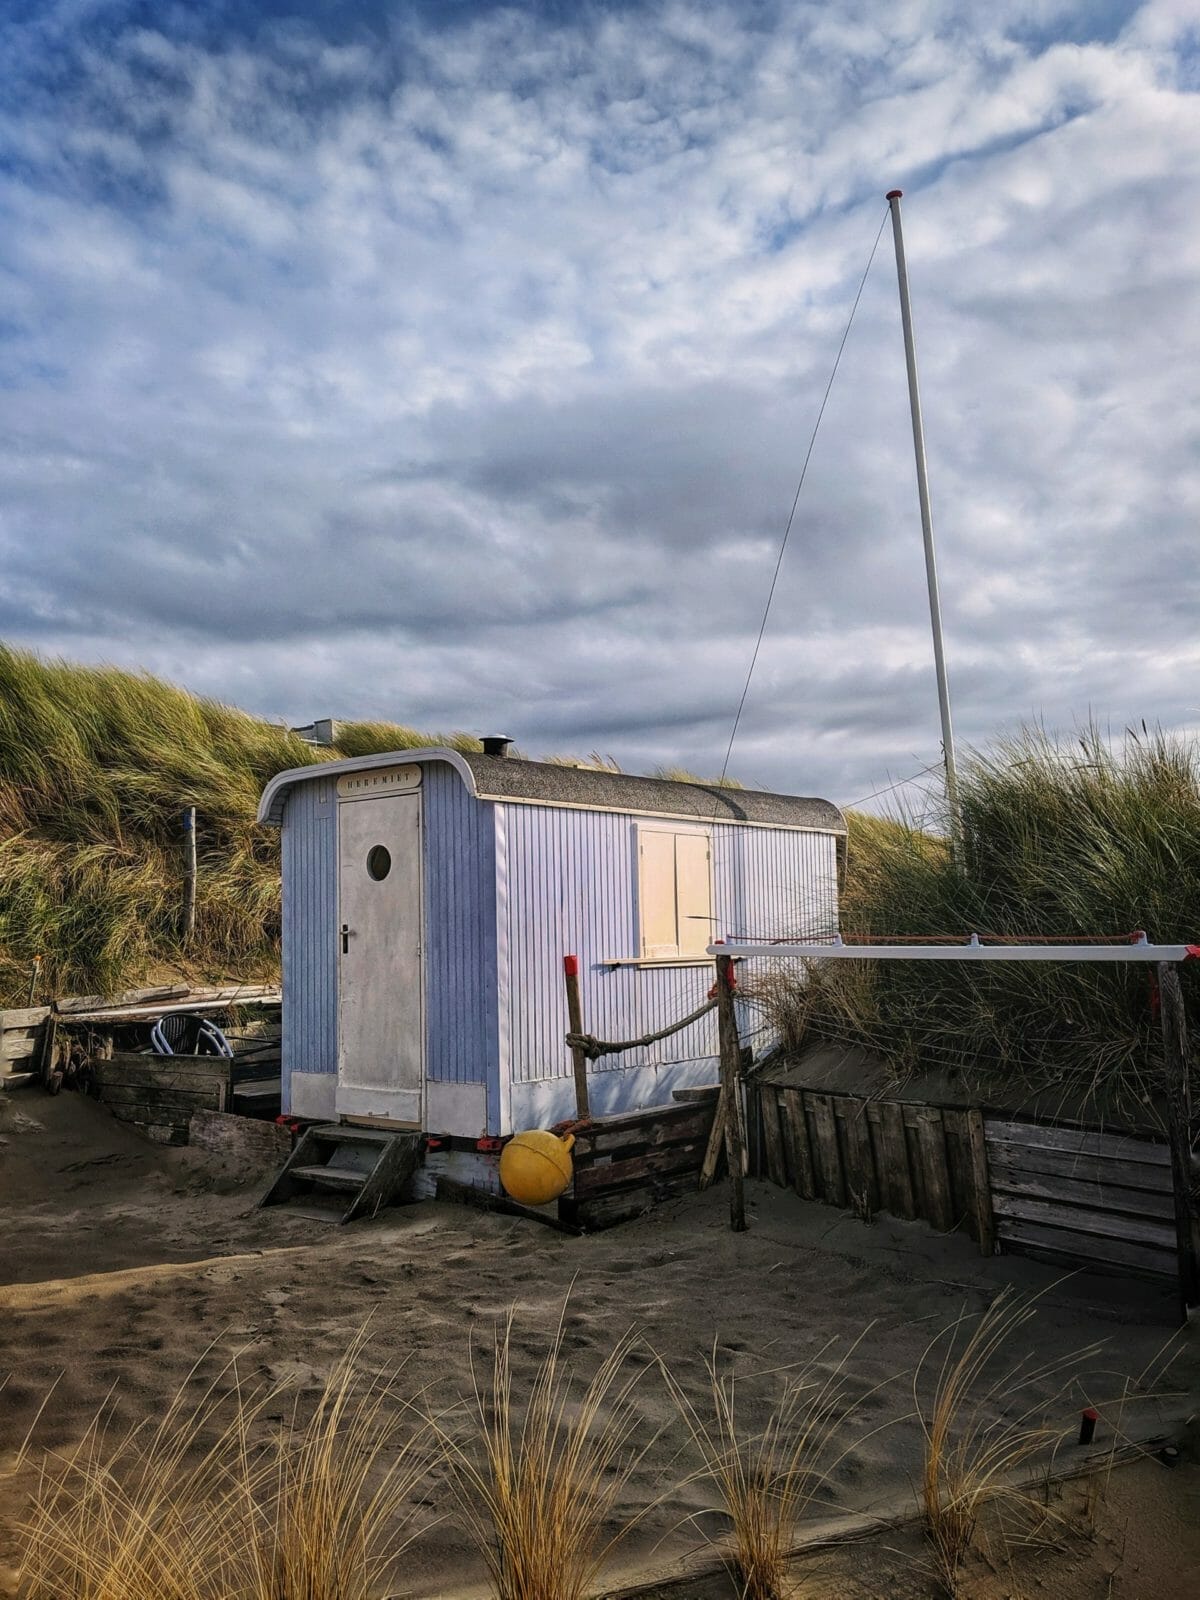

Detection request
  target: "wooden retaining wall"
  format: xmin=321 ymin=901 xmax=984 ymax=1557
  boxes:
xmin=984 ymin=1117 xmax=1175 ymax=1282
xmin=752 ymin=1083 xmax=993 ymax=1246
xmin=0 ymin=1008 xmax=51 ymax=1089
xmin=559 ymin=1092 xmax=719 ymax=1231
xmin=751 ymin=1079 xmax=1179 ymax=1283
xmin=96 ymin=1053 xmax=232 ymax=1144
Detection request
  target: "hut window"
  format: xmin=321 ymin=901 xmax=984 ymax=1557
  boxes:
xmin=366 ymin=845 xmax=392 ymax=881
xmin=637 ymin=827 xmax=712 ymax=959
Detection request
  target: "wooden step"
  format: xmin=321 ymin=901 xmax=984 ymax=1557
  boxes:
xmin=290 ymin=1164 xmax=367 ymax=1190
xmin=310 ymin=1124 xmax=394 ymax=1146
xmin=259 ymin=1127 xmax=421 ymax=1224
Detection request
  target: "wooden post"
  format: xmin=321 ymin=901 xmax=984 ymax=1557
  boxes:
xmin=183 ymin=807 xmax=197 ymax=943
xmin=715 ymin=952 xmax=747 ymax=1232
xmin=26 ymin=954 xmax=41 ymax=1007
xmin=1159 ymin=961 xmax=1200 ymax=1320
xmin=965 ymin=1107 xmax=997 ymax=1257
xmin=562 ymin=955 xmax=591 ymax=1121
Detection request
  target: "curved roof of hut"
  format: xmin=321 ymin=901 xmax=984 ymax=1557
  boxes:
xmin=257 ymin=747 xmax=845 ymax=833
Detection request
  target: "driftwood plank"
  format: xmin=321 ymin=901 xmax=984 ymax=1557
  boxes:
xmin=760 ymin=1087 xmax=788 ymax=1188
xmin=573 ymin=1140 xmax=709 ymax=1196
xmin=996 ymin=1218 xmax=1176 ymax=1280
xmin=982 ymin=1139 xmax=1172 ymax=1192
xmin=1159 ymin=961 xmax=1200 ymax=1318
xmin=808 ymin=1094 xmax=845 ymax=1208
xmin=991 ymin=1193 xmax=1178 ymax=1252
xmin=915 ymin=1110 xmax=954 ymax=1233
xmin=942 ymin=1109 xmax=975 ymax=1235
xmin=574 ymin=1101 xmax=712 ymax=1154
xmin=698 ymin=1090 xmax=727 ymax=1190
xmin=966 ymin=1108 xmax=996 ymax=1256
xmin=983 ymin=1118 xmax=1170 ymax=1165
xmin=0 ymin=1007 xmax=51 ymax=1031
xmin=837 ymin=1099 xmax=877 ymax=1216
xmin=781 ymin=1089 xmax=816 ymax=1200
xmin=989 ymin=1163 xmax=1176 ymax=1222
xmin=868 ymin=1101 xmax=916 ymax=1219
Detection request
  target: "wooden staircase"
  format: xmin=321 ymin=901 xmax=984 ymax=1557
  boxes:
xmin=259 ymin=1124 xmax=421 ymax=1223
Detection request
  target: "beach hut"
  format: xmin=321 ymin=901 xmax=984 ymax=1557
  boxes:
xmin=257 ymin=741 xmax=845 ymax=1139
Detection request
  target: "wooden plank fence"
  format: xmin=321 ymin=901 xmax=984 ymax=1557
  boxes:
xmin=750 ymin=1080 xmax=1176 ymax=1282
xmin=0 ymin=1007 xmax=52 ymax=1089
xmin=559 ymin=1092 xmax=719 ymax=1231
xmin=751 ymin=1082 xmax=992 ymax=1242
xmin=984 ymin=1117 xmax=1175 ymax=1282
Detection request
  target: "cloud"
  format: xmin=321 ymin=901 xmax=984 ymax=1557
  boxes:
xmin=0 ymin=0 xmax=1197 ymax=812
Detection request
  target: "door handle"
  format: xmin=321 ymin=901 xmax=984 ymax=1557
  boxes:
xmin=341 ymin=923 xmax=351 ymax=955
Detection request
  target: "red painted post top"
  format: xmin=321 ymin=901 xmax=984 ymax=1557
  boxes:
xmin=886 ymin=188 xmax=903 ymax=199
xmin=563 ymin=954 xmax=579 ymax=977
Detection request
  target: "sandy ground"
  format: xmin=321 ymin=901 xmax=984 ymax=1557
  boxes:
xmin=1 ymin=1088 xmax=1197 ymax=1598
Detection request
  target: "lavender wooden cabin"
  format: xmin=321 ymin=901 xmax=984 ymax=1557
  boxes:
xmin=257 ymin=744 xmax=844 ymax=1139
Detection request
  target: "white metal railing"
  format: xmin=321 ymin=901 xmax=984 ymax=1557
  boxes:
xmin=709 ymin=932 xmax=1198 ymax=964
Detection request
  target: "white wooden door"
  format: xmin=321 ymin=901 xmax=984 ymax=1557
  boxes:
xmin=336 ymin=789 xmax=423 ymax=1123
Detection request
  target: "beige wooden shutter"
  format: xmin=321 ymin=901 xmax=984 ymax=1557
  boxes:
xmin=674 ymin=832 xmax=712 ymax=956
xmin=639 ymin=829 xmax=678 ymax=957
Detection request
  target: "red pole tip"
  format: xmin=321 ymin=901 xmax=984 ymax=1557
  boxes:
xmin=563 ymin=954 xmax=579 ymax=977
xmin=886 ymin=189 xmax=903 ymax=200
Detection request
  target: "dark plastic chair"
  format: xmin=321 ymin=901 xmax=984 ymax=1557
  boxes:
xmin=150 ymin=1012 xmax=233 ymax=1058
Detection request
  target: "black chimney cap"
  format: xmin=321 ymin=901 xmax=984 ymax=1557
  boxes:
xmin=481 ymin=734 xmax=514 ymax=758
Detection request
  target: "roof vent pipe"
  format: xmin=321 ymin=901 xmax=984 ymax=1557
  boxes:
xmin=481 ymin=734 xmax=514 ymax=758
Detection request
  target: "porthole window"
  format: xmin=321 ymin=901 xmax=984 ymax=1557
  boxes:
xmin=366 ymin=845 xmax=391 ymax=881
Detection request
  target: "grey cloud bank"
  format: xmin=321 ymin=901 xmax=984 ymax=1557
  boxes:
xmin=1 ymin=0 xmax=1198 ymax=810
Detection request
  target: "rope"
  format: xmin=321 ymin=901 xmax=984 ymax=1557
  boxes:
xmin=715 ymin=207 xmax=890 ymax=790
xmin=567 ymin=997 xmax=719 ymax=1061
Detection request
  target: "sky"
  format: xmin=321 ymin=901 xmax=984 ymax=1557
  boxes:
xmin=1 ymin=0 xmax=1198 ymax=811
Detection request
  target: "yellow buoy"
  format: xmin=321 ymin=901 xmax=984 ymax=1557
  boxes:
xmin=499 ymin=1129 xmax=575 ymax=1206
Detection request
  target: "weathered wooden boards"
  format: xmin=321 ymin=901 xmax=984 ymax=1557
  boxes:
xmin=750 ymin=1076 xmax=1178 ymax=1284
xmin=984 ymin=1116 xmax=1177 ymax=1283
xmin=96 ymin=1052 xmax=231 ymax=1144
xmin=0 ymin=1006 xmax=51 ymax=1088
xmin=750 ymin=1082 xmax=994 ymax=1247
xmin=188 ymin=1107 xmax=291 ymax=1168
xmin=58 ymin=983 xmax=280 ymax=1026
xmin=560 ymin=1093 xmax=719 ymax=1231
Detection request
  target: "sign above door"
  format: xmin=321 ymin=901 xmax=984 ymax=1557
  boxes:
xmin=337 ymin=764 xmax=422 ymax=800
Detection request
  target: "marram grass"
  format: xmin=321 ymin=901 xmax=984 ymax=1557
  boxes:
xmin=0 ymin=643 xmax=483 ymax=1003
xmin=14 ymin=1334 xmax=430 ymax=1600
xmin=748 ymin=722 xmax=1200 ymax=1109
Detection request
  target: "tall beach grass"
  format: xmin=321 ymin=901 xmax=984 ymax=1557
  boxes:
xmin=0 ymin=644 xmax=480 ymax=1003
xmin=752 ymin=723 xmax=1200 ymax=1109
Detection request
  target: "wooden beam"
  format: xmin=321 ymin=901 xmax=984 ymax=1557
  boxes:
xmin=781 ymin=1088 xmax=816 ymax=1200
xmin=759 ymin=1086 xmax=788 ymax=1187
xmin=966 ymin=1108 xmax=996 ymax=1256
xmin=563 ymin=955 xmax=591 ymax=1121
xmin=808 ymin=1094 xmax=844 ymax=1208
xmin=697 ymin=1090 xmax=726 ymax=1190
xmin=1159 ymin=960 xmax=1200 ymax=1318
xmin=714 ymin=954 xmax=746 ymax=1232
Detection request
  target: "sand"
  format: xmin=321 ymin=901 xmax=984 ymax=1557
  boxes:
xmin=2 ymin=1088 xmax=1197 ymax=1598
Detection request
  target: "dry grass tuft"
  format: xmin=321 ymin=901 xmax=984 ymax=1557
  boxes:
xmin=915 ymin=1290 xmax=1102 ymax=1597
xmin=231 ymin=1330 xmax=430 ymax=1600
xmin=438 ymin=1302 xmax=652 ymax=1600
xmin=664 ymin=1333 xmax=876 ymax=1600
xmin=757 ymin=721 xmax=1200 ymax=1111
xmin=16 ymin=1361 xmax=247 ymax=1600
xmin=15 ymin=1333 xmax=430 ymax=1600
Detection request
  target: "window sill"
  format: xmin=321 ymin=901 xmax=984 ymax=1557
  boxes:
xmin=599 ymin=956 xmax=716 ymax=968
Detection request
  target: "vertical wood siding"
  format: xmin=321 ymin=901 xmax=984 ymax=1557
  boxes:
xmin=422 ymin=763 xmax=495 ymax=1085
xmin=281 ymin=763 xmax=498 ymax=1105
xmin=280 ymin=777 xmax=337 ymax=1099
xmin=500 ymin=804 xmax=839 ymax=1093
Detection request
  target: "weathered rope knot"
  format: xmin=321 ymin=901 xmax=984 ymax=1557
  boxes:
xmin=565 ymin=996 xmax=718 ymax=1061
